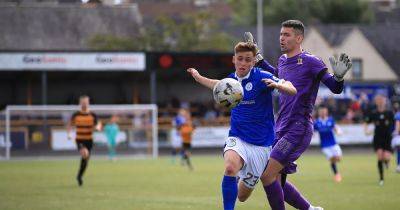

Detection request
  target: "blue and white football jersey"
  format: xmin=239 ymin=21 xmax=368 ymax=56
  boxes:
xmin=173 ymin=115 xmax=185 ymax=128
xmin=227 ymin=67 xmax=278 ymax=147
xmin=314 ymin=117 xmax=337 ymax=148
xmin=395 ymin=111 xmax=400 ymax=121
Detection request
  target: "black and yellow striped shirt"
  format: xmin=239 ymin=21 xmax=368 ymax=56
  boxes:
xmin=71 ymin=111 xmax=98 ymax=141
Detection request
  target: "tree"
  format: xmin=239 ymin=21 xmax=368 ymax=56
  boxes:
xmin=88 ymin=12 xmax=235 ymax=52
xmin=309 ymin=0 xmax=374 ymax=24
xmin=227 ymin=0 xmax=256 ymax=25
xmin=227 ymin=0 xmax=374 ymax=25
xmin=263 ymin=0 xmax=311 ymax=24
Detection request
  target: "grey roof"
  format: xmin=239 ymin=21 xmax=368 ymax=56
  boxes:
xmin=359 ymin=24 xmax=400 ymax=78
xmin=0 ymin=3 xmax=398 ymax=78
xmin=315 ymin=24 xmax=400 ymax=78
xmin=226 ymin=24 xmax=400 ymax=78
xmin=314 ymin=25 xmax=354 ymax=46
xmin=0 ymin=4 xmax=142 ymax=50
xmin=375 ymin=8 xmax=400 ymax=25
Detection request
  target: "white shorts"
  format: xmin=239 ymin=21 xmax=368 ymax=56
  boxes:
xmin=321 ymin=144 xmax=342 ymax=159
xmin=170 ymin=129 xmax=182 ymax=149
xmin=223 ymin=136 xmax=271 ymax=189
xmin=391 ymin=135 xmax=400 ymax=148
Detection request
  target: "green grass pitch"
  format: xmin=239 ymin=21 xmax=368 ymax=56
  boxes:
xmin=0 ymin=153 xmax=399 ymax=210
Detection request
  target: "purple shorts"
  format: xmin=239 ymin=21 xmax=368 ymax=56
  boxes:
xmin=270 ymin=121 xmax=313 ymax=174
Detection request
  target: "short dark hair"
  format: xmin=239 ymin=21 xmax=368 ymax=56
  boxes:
xmin=282 ymin=20 xmax=305 ymax=36
xmin=234 ymin=42 xmax=257 ymax=56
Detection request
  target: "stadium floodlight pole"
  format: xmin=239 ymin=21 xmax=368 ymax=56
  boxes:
xmin=257 ymin=0 xmax=264 ymax=54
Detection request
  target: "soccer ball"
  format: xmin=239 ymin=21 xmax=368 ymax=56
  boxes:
xmin=213 ymin=78 xmax=244 ymax=109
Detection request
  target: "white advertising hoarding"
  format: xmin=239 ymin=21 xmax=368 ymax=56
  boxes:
xmin=51 ymin=129 xmax=127 ymax=151
xmin=172 ymin=124 xmax=374 ymax=148
xmin=0 ymin=52 xmax=145 ymax=71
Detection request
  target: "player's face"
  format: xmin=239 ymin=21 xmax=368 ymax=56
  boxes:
xmin=375 ymin=95 xmax=386 ymax=109
xmin=280 ymin=27 xmax=303 ymax=53
xmin=318 ymin=108 xmax=328 ymax=118
xmin=111 ymin=115 xmax=118 ymax=123
xmin=80 ymin=97 xmax=90 ymax=111
xmin=233 ymin=51 xmax=255 ymax=77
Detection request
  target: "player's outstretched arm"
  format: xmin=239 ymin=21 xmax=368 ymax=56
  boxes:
xmin=243 ymin=31 xmax=276 ymax=74
xmin=329 ymin=53 xmax=352 ymax=82
xmin=262 ymin=78 xmax=297 ymax=95
xmin=364 ymin=123 xmax=373 ymax=135
xmin=319 ymin=53 xmax=352 ymax=94
xmin=95 ymin=121 xmax=102 ymax=131
xmin=256 ymin=59 xmax=276 ymax=74
xmin=334 ymin=125 xmax=343 ymax=136
xmin=66 ymin=120 xmax=73 ymax=140
xmin=187 ymin=68 xmax=219 ymax=90
xmin=395 ymin=120 xmax=400 ymax=134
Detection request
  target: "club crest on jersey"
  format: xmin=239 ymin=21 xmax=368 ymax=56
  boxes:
xmin=297 ymin=57 xmax=303 ymax=65
xmin=245 ymin=82 xmax=253 ymax=91
xmin=226 ymin=138 xmax=237 ymax=147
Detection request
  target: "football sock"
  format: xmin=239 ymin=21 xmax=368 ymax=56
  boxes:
xmin=222 ymin=175 xmax=237 ymax=210
xmin=283 ymin=181 xmax=310 ymax=210
xmin=171 ymin=150 xmax=177 ymax=163
xmin=378 ymin=160 xmax=384 ymax=181
xmin=109 ymin=147 xmax=116 ymax=159
xmin=185 ymin=155 xmax=193 ymax=170
xmin=76 ymin=176 xmax=83 ymax=186
xmin=280 ymin=173 xmax=287 ymax=187
xmin=383 ymin=160 xmax=389 ymax=169
xmin=78 ymin=158 xmax=88 ymax=180
xmin=331 ymin=162 xmax=338 ymax=175
xmin=263 ymin=180 xmax=285 ymax=210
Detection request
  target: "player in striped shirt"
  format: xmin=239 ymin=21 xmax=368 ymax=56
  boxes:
xmin=67 ymin=95 xmax=101 ymax=186
xmin=180 ymin=108 xmax=195 ymax=171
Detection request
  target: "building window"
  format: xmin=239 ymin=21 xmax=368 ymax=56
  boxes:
xmin=351 ymin=58 xmax=362 ymax=80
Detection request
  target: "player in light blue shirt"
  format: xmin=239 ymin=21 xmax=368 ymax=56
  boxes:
xmin=314 ymin=106 xmax=343 ymax=182
xmin=187 ymin=41 xmax=296 ymax=210
xmin=104 ymin=115 xmax=120 ymax=161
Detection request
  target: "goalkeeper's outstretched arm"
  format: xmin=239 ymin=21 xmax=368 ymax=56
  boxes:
xmin=319 ymin=53 xmax=352 ymax=94
xmin=187 ymin=68 xmax=219 ymax=90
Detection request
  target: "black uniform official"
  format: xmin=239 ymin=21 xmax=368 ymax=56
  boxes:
xmin=365 ymin=110 xmax=394 ymax=152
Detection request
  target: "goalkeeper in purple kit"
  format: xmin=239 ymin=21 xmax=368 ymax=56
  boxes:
xmin=245 ymin=20 xmax=352 ymax=210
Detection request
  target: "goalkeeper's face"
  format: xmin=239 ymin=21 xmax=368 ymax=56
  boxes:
xmin=233 ymin=51 xmax=256 ymax=77
xmin=280 ymin=27 xmax=303 ymax=53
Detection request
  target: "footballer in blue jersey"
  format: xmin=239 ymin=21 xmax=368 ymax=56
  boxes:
xmin=170 ymin=109 xmax=186 ymax=164
xmin=314 ymin=106 xmax=343 ymax=182
xmin=391 ymin=104 xmax=400 ymax=173
xmin=187 ymin=41 xmax=296 ymax=210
